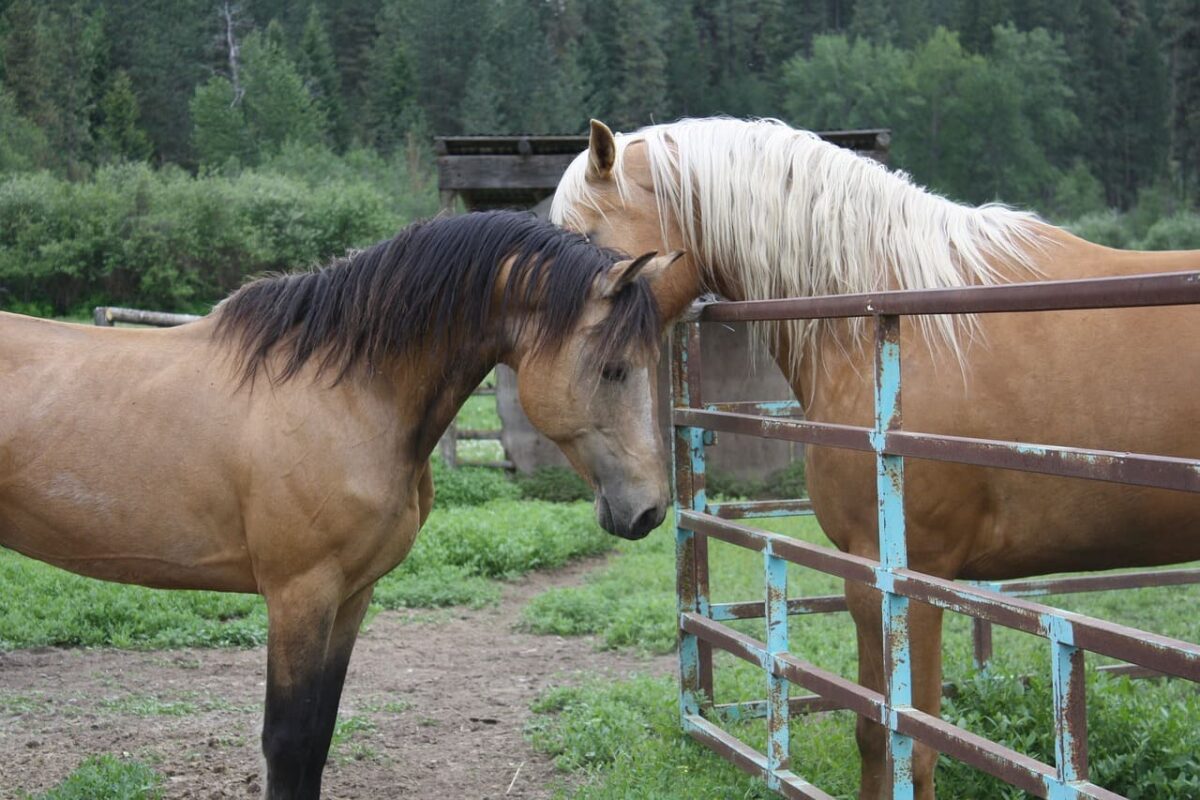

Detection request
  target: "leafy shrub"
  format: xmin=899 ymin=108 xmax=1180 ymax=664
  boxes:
xmin=516 ymin=466 xmax=593 ymax=503
xmin=705 ymin=469 xmax=764 ymax=500
xmin=395 ymin=500 xmax=612 ymax=581
xmin=1066 ymin=210 xmax=1131 ymax=249
xmin=429 ymin=456 xmax=520 ymax=507
xmin=707 ymin=459 xmax=807 ymax=501
xmin=939 ymin=671 xmax=1200 ymax=799
xmin=0 ymin=158 xmax=432 ymax=314
xmin=1138 ymin=212 xmax=1200 ymax=251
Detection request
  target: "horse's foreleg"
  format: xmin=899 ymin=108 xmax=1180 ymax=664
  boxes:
xmin=299 ymin=583 xmax=374 ymax=789
xmin=845 ymin=579 xmax=944 ymax=800
xmin=261 ymin=579 xmax=342 ymax=800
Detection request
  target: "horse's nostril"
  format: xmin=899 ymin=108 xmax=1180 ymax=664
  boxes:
xmin=628 ymin=505 xmax=663 ymax=539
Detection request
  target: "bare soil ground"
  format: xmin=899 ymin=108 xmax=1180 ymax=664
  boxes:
xmin=0 ymin=558 xmax=671 ymax=799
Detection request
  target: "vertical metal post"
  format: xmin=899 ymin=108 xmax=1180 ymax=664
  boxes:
xmin=1048 ymin=617 xmax=1088 ymax=795
xmin=873 ymin=314 xmax=913 ymax=800
xmin=764 ymin=542 xmax=790 ymax=782
xmin=972 ymin=618 xmax=994 ymax=673
xmin=672 ymin=320 xmax=711 ymax=718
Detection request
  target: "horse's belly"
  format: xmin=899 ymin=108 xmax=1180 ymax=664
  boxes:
xmin=0 ymin=473 xmax=256 ymax=592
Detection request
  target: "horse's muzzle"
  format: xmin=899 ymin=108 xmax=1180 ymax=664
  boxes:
xmin=596 ymin=493 xmax=666 ymax=540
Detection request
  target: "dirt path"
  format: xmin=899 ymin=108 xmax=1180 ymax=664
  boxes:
xmin=0 ymin=558 xmax=672 ymax=799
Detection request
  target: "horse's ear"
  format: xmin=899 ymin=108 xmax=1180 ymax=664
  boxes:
xmin=587 ymin=119 xmax=617 ymax=180
xmin=599 ymin=251 xmax=685 ymax=298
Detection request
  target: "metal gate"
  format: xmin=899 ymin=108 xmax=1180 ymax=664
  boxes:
xmin=670 ymin=271 xmax=1200 ymax=799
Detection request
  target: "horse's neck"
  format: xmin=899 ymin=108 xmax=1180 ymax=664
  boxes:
xmin=395 ymin=349 xmax=496 ymax=462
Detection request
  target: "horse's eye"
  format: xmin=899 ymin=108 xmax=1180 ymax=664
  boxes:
xmin=601 ymin=363 xmax=628 ymax=383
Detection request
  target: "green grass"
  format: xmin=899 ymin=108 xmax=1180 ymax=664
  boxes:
xmin=523 ymin=513 xmax=1200 ymax=799
xmin=1 ymin=499 xmax=613 ymax=650
xmin=27 ymin=755 xmax=163 ymax=800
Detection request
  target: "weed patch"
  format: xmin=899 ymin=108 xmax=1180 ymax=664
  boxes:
xmin=28 ymin=755 xmax=162 ymax=800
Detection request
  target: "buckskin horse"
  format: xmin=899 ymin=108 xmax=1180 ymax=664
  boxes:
xmin=552 ymin=117 xmax=1200 ymax=799
xmin=0 ymin=210 xmax=682 ymax=799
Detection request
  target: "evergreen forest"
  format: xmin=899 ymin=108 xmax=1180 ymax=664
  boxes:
xmin=2 ymin=0 xmax=1198 ymax=313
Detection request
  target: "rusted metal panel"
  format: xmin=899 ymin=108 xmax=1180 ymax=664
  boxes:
xmin=697 ymin=270 xmax=1200 ymax=323
xmin=668 ymin=273 xmax=1200 ymax=800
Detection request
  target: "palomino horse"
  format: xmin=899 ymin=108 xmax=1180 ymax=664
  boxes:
xmin=552 ymin=118 xmax=1200 ymax=799
xmin=0 ymin=210 xmax=681 ymax=799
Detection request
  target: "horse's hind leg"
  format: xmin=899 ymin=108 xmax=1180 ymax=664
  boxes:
xmin=261 ymin=579 xmax=370 ymax=800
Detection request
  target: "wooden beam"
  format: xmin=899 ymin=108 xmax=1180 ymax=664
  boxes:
xmin=436 ymin=154 xmax=581 ymax=191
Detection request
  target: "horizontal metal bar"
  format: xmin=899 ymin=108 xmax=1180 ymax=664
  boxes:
xmin=455 ymin=429 xmax=503 ymax=440
xmin=683 ymin=613 xmax=1123 ymax=800
xmin=886 ymin=431 xmax=1200 ymax=493
xmin=703 ymin=400 xmax=803 ymax=417
xmin=990 ymin=568 xmax=1200 ymax=597
xmin=683 ymin=715 xmax=837 ymax=800
xmin=697 ymin=270 xmax=1200 ymax=322
xmin=673 ymin=408 xmax=874 ymax=451
xmin=707 ymin=499 xmax=815 ymax=519
xmin=710 ymin=594 xmax=847 ymax=622
xmin=679 ymin=511 xmax=1200 ymax=681
xmin=680 ymin=510 xmax=877 ymax=583
xmin=453 ymin=459 xmax=514 ymax=470
xmin=711 ymin=695 xmax=846 ymax=724
xmin=1094 ymin=664 xmax=1167 ymax=679
xmin=889 ymin=570 xmax=1200 ymax=682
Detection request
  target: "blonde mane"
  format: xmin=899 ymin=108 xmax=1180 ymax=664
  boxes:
xmin=552 ymin=117 xmax=1045 ymax=372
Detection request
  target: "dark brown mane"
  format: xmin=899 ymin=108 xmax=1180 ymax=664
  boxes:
xmin=212 ymin=210 xmax=659 ymax=384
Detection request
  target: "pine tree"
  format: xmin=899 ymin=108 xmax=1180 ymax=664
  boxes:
xmin=893 ymin=0 xmax=935 ymax=48
xmin=850 ymin=0 xmax=897 ymax=44
xmin=190 ymin=75 xmax=250 ymax=168
xmin=611 ymin=0 xmax=668 ymax=128
xmin=97 ymin=69 xmax=152 ymax=162
xmin=1 ymin=0 xmax=42 ymax=116
xmin=296 ymin=4 xmax=345 ymax=148
xmin=241 ymin=26 xmax=323 ymax=154
xmin=544 ymin=42 xmax=591 ymax=133
xmin=1166 ymin=0 xmax=1200 ymax=198
xmin=662 ymin=0 xmax=710 ymax=116
xmin=458 ymin=54 xmax=505 ymax=134
xmin=363 ymin=1 xmax=426 ymax=150
xmin=35 ymin=3 xmax=107 ymax=178
xmin=0 ymin=77 xmax=49 ymax=173
xmin=103 ymin=0 xmax=210 ymax=165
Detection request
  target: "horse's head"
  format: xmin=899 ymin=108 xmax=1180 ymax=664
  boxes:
xmin=551 ymin=119 xmax=706 ymax=320
xmin=503 ymin=250 xmax=681 ymax=540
